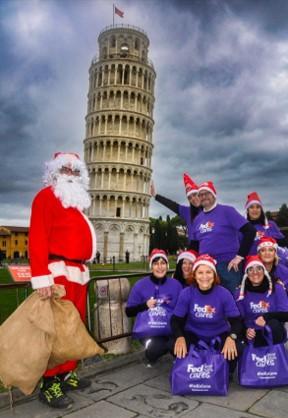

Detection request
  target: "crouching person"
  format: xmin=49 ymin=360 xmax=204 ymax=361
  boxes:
xmin=126 ymin=249 xmax=182 ymax=367
xmin=236 ymin=256 xmax=288 ymax=347
xmin=29 ymin=152 xmax=97 ymax=409
xmin=171 ymin=254 xmax=243 ymax=380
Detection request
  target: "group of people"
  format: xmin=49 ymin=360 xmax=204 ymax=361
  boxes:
xmin=126 ymin=174 xmax=288 ymax=387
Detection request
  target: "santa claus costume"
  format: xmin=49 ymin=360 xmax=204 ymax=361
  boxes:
xmin=29 ymin=152 xmax=96 ymax=409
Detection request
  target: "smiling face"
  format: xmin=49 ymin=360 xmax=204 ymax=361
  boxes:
xmin=247 ymin=204 xmax=262 ymax=220
xmin=151 ymin=258 xmax=168 ymax=279
xmin=194 ymin=265 xmax=215 ymax=290
xmin=187 ymin=193 xmax=201 ymax=207
xmin=259 ymin=246 xmax=276 ymax=265
xmin=181 ymin=259 xmax=194 ymax=279
xmin=247 ymin=265 xmax=265 ymax=286
xmin=198 ymin=191 xmax=215 ymax=210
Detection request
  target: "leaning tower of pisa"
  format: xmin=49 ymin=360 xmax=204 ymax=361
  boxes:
xmin=84 ymin=24 xmax=156 ymax=262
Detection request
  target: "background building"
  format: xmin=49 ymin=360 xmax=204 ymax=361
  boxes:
xmin=84 ymin=24 xmax=156 ymax=262
xmin=0 ymin=226 xmax=29 ymax=260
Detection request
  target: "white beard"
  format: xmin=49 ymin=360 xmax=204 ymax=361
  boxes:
xmin=53 ymin=174 xmax=91 ymax=211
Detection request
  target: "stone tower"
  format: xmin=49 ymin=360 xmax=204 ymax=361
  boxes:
xmin=84 ymin=24 xmax=156 ymax=262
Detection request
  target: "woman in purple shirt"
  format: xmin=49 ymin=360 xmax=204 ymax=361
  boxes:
xmin=173 ymin=250 xmax=198 ymax=288
xmin=126 ymin=249 xmax=182 ymax=367
xmin=171 ymin=254 xmax=243 ymax=377
xmin=235 ymin=256 xmax=288 ymax=347
xmin=150 ymin=174 xmax=201 ymax=242
xmin=245 ymin=192 xmax=285 ymax=255
xmin=257 ymin=237 xmax=288 ymax=290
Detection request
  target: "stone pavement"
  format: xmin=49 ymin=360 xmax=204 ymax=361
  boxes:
xmin=0 ymin=352 xmax=288 ymax=418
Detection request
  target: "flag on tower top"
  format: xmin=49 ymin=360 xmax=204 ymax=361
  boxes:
xmin=115 ymin=5 xmax=124 ymax=18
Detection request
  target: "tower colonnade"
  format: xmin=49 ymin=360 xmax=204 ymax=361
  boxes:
xmin=84 ymin=25 xmax=156 ymax=262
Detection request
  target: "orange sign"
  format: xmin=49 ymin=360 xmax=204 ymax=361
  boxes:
xmin=8 ymin=265 xmax=31 ymax=282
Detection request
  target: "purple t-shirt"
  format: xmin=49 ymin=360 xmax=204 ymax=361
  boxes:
xmin=126 ymin=276 xmax=182 ymax=311
xmin=191 ymin=204 xmax=248 ymax=262
xmin=235 ymin=283 xmax=288 ymax=329
xmin=173 ymin=285 xmax=240 ymax=338
xmin=247 ymin=221 xmax=284 ymax=255
xmin=179 ymin=205 xmax=193 ymax=241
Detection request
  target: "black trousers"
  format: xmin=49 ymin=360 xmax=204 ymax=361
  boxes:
xmin=249 ymin=319 xmax=286 ymax=347
xmin=141 ymin=336 xmax=174 ymax=363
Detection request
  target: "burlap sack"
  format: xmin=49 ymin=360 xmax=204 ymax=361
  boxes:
xmin=48 ymin=286 xmax=104 ymax=369
xmin=0 ymin=292 xmax=55 ymax=395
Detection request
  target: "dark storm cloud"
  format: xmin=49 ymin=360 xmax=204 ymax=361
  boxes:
xmin=0 ymin=0 xmax=287 ymax=224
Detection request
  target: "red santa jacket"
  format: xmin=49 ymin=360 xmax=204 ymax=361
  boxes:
xmin=29 ymin=186 xmax=96 ymax=289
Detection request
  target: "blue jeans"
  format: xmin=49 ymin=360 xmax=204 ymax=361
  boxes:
xmin=216 ymin=261 xmax=243 ymax=294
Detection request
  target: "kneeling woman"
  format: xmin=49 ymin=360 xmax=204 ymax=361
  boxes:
xmin=236 ymin=256 xmax=288 ymax=347
xmin=171 ymin=254 xmax=243 ymax=374
xmin=126 ymin=249 xmax=182 ymax=365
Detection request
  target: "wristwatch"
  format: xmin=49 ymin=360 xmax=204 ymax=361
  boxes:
xmin=229 ymin=333 xmax=237 ymax=340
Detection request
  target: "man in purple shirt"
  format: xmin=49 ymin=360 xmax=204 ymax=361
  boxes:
xmin=190 ymin=181 xmax=256 ymax=292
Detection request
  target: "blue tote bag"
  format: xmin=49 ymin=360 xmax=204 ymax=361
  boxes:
xmin=170 ymin=339 xmax=229 ymax=396
xmin=238 ymin=326 xmax=288 ymax=387
xmin=132 ymin=305 xmax=173 ymax=339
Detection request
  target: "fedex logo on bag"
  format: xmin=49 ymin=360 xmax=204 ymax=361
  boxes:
xmin=249 ymin=300 xmax=270 ymax=313
xmin=252 ymin=353 xmax=277 ymax=368
xmin=199 ymin=221 xmax=215 ymax=234
xmin=187 ymin=363 xmax=213 ymax=379
xmin=194 ymin=304 xmax=216 ymax=318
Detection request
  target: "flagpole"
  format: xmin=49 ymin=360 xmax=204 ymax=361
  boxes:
xmin=113 ymin=3 xmax=114 ymax=27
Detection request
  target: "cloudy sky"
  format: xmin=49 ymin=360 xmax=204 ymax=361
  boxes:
xmin=1 ymin=0 xmax=288 ymax=226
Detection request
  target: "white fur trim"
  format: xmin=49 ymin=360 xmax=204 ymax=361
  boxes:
xmin=245 ymin=260 xmax=265 ymax=273
xmin=186 ymin=190 xmax=198 ymax=197
xmin=193 ymin=259 xmax=217 ymax=273
xmin=31 ymin=274 xmax=54 ymax=289
xmin=48 ymin=261 xmax=90 ymax=285
xmin=149 ymin=253 xmax=169 ymax=268
xmin=245 ymin=199 xmax=262 ymax=210
xmin=198 ymin=186 xmax=216 ymax=198
xmin=177 ymin=252 xmax=197 ymax=264
xmin=257 ymin=242 xmax=278 ymax=251
xmin=80 ymin=212 xmax=97 ymax=261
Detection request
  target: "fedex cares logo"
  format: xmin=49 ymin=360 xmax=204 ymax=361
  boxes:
xmin=149 ymin=306 xmax=166 ymax=318
xmin=252 ymin=353 xmax=276 ymax=367
xmin=187 ymin=363 xmax=213 ymax=379
xmin=199 ymin=221 xmax=215 ymax=234
xmin=250 ymin=300 xmax=270 ymax=313
xmin=194 ymin=304 xmax=216 ymax=318
xmin=255 ymin=230 xmax=265 ymax=241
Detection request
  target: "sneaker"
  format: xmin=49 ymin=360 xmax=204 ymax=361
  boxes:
xmin=60 ymin=371 xmax=91 ymax=392
xmin=39 ymin=377 xmax=73 ymax=409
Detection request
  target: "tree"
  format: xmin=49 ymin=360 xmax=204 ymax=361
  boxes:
xmin=276 ymin=204 xmax=288 ymax=227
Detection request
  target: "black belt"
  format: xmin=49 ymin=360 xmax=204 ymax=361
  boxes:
xmin=49 ymin=254 xmax=87 ymax=264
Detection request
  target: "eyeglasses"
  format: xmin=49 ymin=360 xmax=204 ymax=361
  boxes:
xmin=247 ymin=266 xmax=264 ymax=274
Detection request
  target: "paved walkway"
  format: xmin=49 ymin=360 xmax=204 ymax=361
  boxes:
xmin=0 ymin=352 xmax=287 ymax=418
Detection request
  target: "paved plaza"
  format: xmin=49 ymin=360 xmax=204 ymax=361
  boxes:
xmin=0 ymin=352 xmax=287 ymax=418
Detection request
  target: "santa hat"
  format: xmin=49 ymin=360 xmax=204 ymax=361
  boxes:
xmin=257 ymin=237 xmax=278 ymax=252
xmin=238 ymin=255 xmax=272 ymax=300
xmin=44 ymin=152 xmax=89 ymax=186
xmin=192 ymin=254 xmax=217 ymax=273
xmin=177 ymin=250 xmax=198 ymax=265
xmin=198 ymin=181 xmax=217 ymax=198
xmin=149 ymin=249 xmax=169 ymax=268
xmin=245 ymin=192 xmax=263 ymax=210
xmin=183 ymin=173 xmax=199 ymax=197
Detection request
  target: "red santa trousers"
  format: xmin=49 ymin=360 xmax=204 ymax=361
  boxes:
xmin=44 ymin=276 xmax=88 ymax=377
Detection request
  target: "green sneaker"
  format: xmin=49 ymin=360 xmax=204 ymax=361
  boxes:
xmin=39 ymin=377 xmax=73 ymax=409
xmin=60 ymin=371 xmax=91 ymax=392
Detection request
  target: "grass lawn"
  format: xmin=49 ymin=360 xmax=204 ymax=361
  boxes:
xmin=0 ymin=257 xmax=176 ymax=325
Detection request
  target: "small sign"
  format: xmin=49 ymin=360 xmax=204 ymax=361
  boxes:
xmin=8 ymin=265 xmax=31 ymax=282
